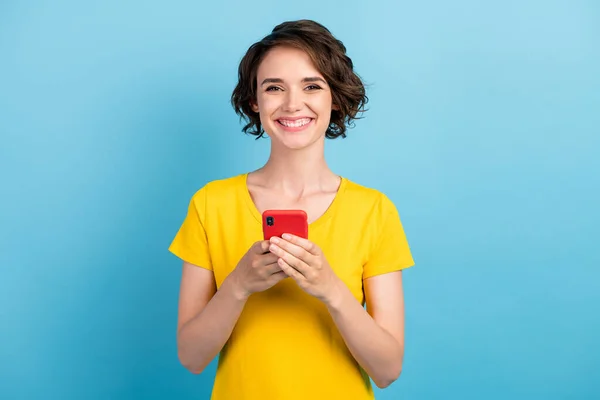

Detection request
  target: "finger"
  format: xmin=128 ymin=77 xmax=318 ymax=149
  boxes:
xmin=269 ymin=244 xmax=310 ymax=276
xmin=278 ymin=258 xmax=304 ymax=281
xmin=255 ymin=240 xmax=271 ymax=254
xmin=278 ymin=234 xmax=320 ymax=256
xmin=264 ymin=262 xmax=283 ymax=275
xmin=269 ymin=237 xmax=312 ymax=262
xmin=259 ymin=252 xmax=280 ymax=266
xmin=269 ymin=270 xmax=287 ymax=281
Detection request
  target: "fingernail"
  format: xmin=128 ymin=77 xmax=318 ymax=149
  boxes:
xmin=282 ymin=233 xmax=292 ymax=240
xmin=269 ymin=244 xmax=277 ymax=252
xmin=270 ymin=237 xmax=279 ymax=244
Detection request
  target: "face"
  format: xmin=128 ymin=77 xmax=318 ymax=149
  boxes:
xmin=252 ymin=46 xmax=336 ymax=150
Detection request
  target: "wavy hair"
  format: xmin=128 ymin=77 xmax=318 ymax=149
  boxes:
xmin=231 ymin=20 xmax=368 ymax=139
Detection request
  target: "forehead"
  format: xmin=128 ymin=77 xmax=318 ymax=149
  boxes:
xmin=256 ymin=46 xmax=323 ymax=79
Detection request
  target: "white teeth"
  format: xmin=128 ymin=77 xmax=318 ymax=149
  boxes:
xmin=278 ymin=118 xmax=311 ymax=128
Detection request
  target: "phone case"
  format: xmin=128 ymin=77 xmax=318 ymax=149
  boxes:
xmin=262 ymin=209 xmax=308 ymax=240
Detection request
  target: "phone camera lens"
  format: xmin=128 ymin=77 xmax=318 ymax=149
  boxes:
xmin=266 ymin=216 xmax=274 ymax=226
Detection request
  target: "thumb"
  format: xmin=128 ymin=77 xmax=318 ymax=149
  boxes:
xmin=256 ymin=240 xmax=271 ymax=254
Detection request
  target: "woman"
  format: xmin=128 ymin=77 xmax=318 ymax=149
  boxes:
xmin=169 ymin=19 xmax=415 ymax=400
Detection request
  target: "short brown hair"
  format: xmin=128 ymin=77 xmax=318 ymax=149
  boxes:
xmin=231 ymin=20 xmax=368 ymax=139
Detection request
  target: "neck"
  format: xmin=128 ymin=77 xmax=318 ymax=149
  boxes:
xmin=256 ymin=139 xmax=338 ymax=196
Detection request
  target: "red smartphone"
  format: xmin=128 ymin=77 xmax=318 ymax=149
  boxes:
xmin=262 ymin=209 xmax=308 ymax=240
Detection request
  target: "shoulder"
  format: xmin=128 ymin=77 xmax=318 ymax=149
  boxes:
xmin=342 ymin=177 xmax=399 ymax=216
xmin=186 ymin=173 xmax=246 ymax=216
xmin=189 ymin=173 xmax=245 ymax=201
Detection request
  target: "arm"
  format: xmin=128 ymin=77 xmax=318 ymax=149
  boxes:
xmin=176 ymin=261 xmax=248 ymax=374
xmin=268 ymin=234 xmax=407 ymax=388
xmin=176 ymin=241 xmax=286 ymax=374
xmin=325 ymin=271 xmax=405 ymax=388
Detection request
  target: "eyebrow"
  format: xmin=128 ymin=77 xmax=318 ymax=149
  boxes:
xmin=260 ymin=77 xmax=327 ymax=86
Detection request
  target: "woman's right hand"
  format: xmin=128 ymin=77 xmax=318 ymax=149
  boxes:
xmin=228 ymin=240 xmax=287 ymax=300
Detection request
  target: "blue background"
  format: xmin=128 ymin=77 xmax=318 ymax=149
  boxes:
xmin=1 ymin=1 xmax=599 ymax=399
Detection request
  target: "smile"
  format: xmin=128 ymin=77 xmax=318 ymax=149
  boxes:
xmin=276 ymin=118 xmax=314 ymax=132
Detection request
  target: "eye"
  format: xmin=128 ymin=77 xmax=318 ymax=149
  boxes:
xmin=305 ymin=85 xmax=322 ymax=91
xmin=266 ymin=86 xmax=283 ymax=92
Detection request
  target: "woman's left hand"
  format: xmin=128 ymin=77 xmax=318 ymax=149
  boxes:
xmin=268 ymin=233 xmax=342 ymax=304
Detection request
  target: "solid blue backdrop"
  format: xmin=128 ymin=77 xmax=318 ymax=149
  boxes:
xmin=1 ymin=1 xmax=598 ymax=399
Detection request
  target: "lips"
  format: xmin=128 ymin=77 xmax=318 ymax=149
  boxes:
xmin=277 ymin=117 xmax=313 ymax=128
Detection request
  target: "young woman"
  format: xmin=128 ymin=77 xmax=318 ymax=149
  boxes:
xmin=169 ymin=19 xmax=415 ymax=400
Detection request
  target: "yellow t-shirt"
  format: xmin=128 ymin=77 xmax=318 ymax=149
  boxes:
xmin=169 ymin=173 xmax=414 ymax=400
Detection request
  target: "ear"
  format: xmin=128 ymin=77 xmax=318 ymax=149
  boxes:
xmin=251 ymin=101 xmax=259 ymax=113
xmin=332 ymin=103 xmax=340 ymax=111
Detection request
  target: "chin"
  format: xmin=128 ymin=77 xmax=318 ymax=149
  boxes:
xmin=274 ymin=136 xmax=318 ymax=151
xmin=272 ymin=129 xmax=326 ymax=150
xmin=266 ymin=123 xmax=326 ymax=151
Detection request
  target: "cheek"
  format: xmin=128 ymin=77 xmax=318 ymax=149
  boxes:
xmin=313 ymin=98 xmax=334 ymax=119
xmin=314 ymin=93 xmax=334 ymax=110
xmin=257 ymin=95 xmax=279 ymax=113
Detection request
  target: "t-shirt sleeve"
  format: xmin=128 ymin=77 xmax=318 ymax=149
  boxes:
xmin=362 ymin=195 xmax=415 ymax=279
xmin=168 ymin=186 xmax=213 ymax=271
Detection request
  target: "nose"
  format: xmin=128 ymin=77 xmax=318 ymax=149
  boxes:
xmin=282 ymin=88 xmax=302 ymax=112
